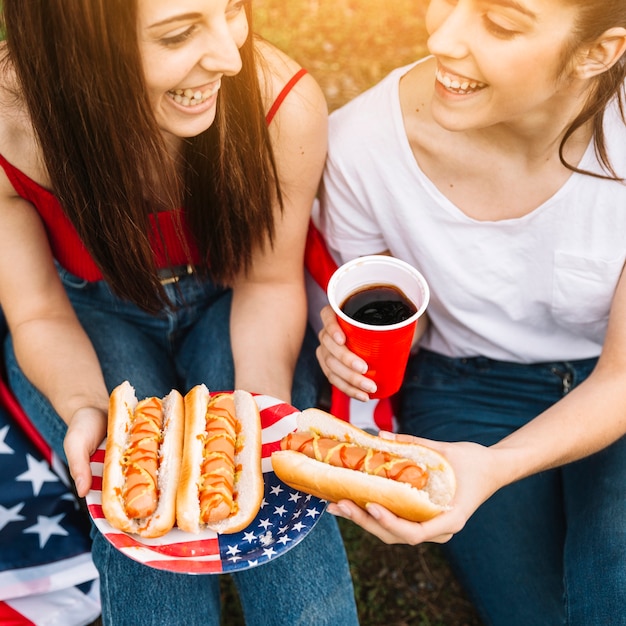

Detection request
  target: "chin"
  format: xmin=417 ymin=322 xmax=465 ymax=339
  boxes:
xmin=157 ymin=109 xmax=218 ymax=140
xmin=430 ymin=101 xmax=482 ymax=133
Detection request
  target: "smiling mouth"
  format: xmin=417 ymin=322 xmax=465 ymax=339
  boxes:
xmin=435 ymin=69 xmax=486 ymax=95
xmin=167 ymin=81 xmax=221 ymax=107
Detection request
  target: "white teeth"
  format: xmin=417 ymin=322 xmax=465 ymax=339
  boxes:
xmin=436 ymin=69 xmax=486 ymax=94
xmin=168 ymin=81 xmax=221 ymax=107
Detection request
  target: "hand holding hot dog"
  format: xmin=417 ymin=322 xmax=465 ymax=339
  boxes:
xmin=327 ymin=433 xmax=504 ymax=545
xmin=272 ymin=410 xmax=456 ymax=523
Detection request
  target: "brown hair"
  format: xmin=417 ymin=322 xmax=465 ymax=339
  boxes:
xmin=560 ymin=0 xmax=626 ymax=180
xmin=1 ymin=0 xmax=281 ymax=312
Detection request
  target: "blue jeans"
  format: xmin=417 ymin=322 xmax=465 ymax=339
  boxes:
xmin=399 ymin=349 xmax=626 ymax=626
xmin=4 ymin=267 xmax=358 ymax=626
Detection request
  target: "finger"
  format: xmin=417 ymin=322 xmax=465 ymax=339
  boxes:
xmin=65 ymin=430 xmax=94 ymax=498
xmin=318 ymin=327 xmax=370 ymax=380
xmin=319 ymin=305 xmax=345 ymax=345
xmin=330 ymin=499 xmax=463 ymax=545
xmin=366 ymin=503 xmax=465 ymax=544
xmin=379 ymin=430 xmax=451 ymax=454
xmin=316 ymin=346 xmax=375 ymax=400
xmin=64 ymin=409 xmax=106 ymax=497
xmin=327 ymin=501 xmax=398 ymax=544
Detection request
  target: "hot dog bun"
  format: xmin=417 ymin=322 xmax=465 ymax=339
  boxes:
xmin=101 ymin=381 xmax=184 ymax=538
xmin=271 ymin=408 xmax=456 ymax=522
xmin=176 ymin=385 xmax=263 ymax=534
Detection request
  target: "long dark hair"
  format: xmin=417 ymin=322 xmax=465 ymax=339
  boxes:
xmin=560 ymin=0 xmax=626 ymax=180
xmin=1 ymin=0 xmax=281 ymax=312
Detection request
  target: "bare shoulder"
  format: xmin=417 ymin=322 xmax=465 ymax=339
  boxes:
xmin=253 ymin=36 xmax=327 ymax=121
xmin=0 ymin=47 xmax=47 ymax=189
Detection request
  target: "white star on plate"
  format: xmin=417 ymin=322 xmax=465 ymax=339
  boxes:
xmin=247 ymin=559 xmax=259 ymax=567
xmin=0 ymin=425 xmax=14 ymax=455
xmin=260 ymin=497 xmax=269 ymax=509
xmin=305 ymin=507 xmax=321 ymax=519
xmin=278 ymin=524 xmax=289 ymax=534
xmin=16 ymin=454 xmax=59 ymax=496
xmin=269 ymin=484 xmax=283 ymax=496
xmin=23 ymin=513 xmax=68 ymax=549
xmin=263 ymin=546 xmax=277 ymax=559
xmin=288 ymin=491 xmax=302 ymax=503
xmin=242 ymin=531 xmax=256 ymax=543
xmin=225 ymin=545 xmax=241 ymax=556
xmin=292 ymin=521 xmax=306 ymax=533
xmin=229 ymin=555 xmax=242 ymax=563
xmin=276 ymin=535 xmax=291 ymax=546
xmin=273 ymin=505 xmax=287 ymax=517
xmin=0 ymin=502 xmax=26 ymax=532
xmin=258 ymin=518 xmax=271 ymax=530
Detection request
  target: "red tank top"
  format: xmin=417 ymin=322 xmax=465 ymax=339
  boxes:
xmin=0 ymin=68 xmax=308 ymax=281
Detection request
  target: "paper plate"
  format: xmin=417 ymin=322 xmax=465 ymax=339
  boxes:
xmin=86 ymin=393 xmax=326 ymax=574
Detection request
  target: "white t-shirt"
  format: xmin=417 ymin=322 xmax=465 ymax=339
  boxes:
xmin=318 ymin=62 xmax=626 ymax=363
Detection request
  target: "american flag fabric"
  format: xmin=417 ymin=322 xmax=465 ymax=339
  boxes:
xmin=305 ymin=219 xmax=397 ymax=433
xmin=0 ymin=377 xmax=100 ymax=626
xmin=86 ymin=393 xmax=326 ymax=574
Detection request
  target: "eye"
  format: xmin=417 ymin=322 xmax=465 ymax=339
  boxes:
xmin=159 ymin=25 xmax=198 ymax=47
xmin=482 ymin=14 xmax=520 ymax=39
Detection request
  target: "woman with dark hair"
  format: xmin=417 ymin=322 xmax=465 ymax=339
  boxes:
xmin=0 ymin=1 xmax=358 ymax=624
xmin=315 ymin=0 xmax=626 ymax=624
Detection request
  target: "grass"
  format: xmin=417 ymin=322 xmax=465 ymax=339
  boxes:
xmin=253 ymin=0 xmax=430 ymax=112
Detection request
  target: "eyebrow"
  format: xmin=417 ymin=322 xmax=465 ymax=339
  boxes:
xmin=486 ymin=0 xmax=537 ymax=20
xmin=147 ymin=12 xmax=201 ymax=29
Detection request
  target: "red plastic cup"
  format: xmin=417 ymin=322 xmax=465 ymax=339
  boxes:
xmin=327 ymin=255 xmax=430 ymax=399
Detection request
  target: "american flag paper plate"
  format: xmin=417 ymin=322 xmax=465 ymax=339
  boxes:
xmin=85 ymin=393 xmax=326 ymax=574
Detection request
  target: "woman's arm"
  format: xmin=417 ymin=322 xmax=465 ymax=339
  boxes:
xmin=229 ymin=43 xmax=328 ymax=403
xmin=0 ymin=173 xmax=109 ymax=495
xmin=329 ymin=264 xmax=626 ymax=544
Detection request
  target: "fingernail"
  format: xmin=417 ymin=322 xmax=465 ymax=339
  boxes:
xmin=354 ymin=360 xmax=368 ymax=374
xmin=362 ymin=380 xmax=377 ymax=394
xmin=337 ymin=503 xmax=351 ymax=518
xmin=365 ymin=503 xmax=381 ymax=519
xmin=74 ymin=476 xmax=84 ymax=495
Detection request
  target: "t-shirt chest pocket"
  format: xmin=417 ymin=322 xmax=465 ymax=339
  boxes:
xmin=552 ymin=251 xmax=625 ymax=341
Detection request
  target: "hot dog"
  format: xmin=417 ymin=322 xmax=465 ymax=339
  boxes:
xmin=101 ymin=381 xmax=184 ymax=538
xmin=271 ymin=408 xmax=456 ymax=522
xmin=176 ymin=384 xmax=263 ymax=534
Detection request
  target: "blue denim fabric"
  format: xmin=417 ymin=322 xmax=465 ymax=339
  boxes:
xmin=4 ymin=267 xmax=358 ymax=626
xmin=399 ymin=349 xmax=626 ymax=626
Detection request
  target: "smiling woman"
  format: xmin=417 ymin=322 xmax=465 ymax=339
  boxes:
xmin=311 ymin=0 xmax=626 ymax=625
xmin=0 ymin=1 xmax=359 ymax=625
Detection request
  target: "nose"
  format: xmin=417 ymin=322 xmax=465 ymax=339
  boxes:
xmin=200 ymin=18 xmax=245 ymax=77
xmin=426 ymin=3 xmax=471 ymax=60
